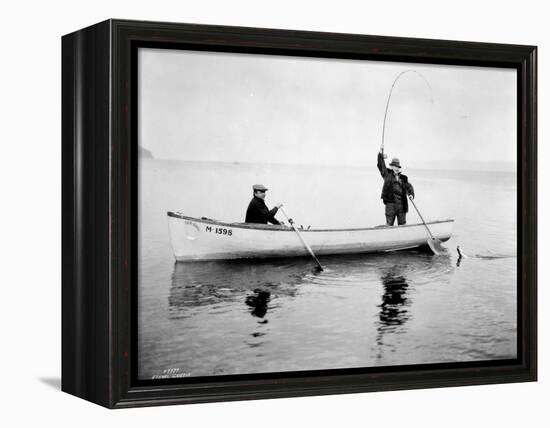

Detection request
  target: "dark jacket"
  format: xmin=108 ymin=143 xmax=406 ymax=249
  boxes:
xmin=245 ymin=196 xmax=281 ymax=225
xmin=377 ymin=152 xmax=415 ymax=213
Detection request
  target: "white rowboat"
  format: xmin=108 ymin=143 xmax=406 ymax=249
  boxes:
xmin=167 ymin=211 xmax=454 ymax=262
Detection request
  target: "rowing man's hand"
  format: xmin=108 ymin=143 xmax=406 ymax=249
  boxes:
xmin=276 ymin=203 xmax=283 ymax=209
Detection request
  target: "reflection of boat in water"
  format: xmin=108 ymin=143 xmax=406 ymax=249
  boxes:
xmin=167 ymin=212 xmax=454 ymax=261
xmin=169 ymin=251 xmax=452 ymax=318
xmin=167 ymin=251 xmax=453 ymax=366
xmin=168 ymin=259 xmax=309 ymax=319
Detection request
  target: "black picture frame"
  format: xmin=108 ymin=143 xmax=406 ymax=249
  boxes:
xmin=62 ymin=19 xmax=537 ymax=408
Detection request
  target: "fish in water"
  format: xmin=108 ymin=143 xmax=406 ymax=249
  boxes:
xmin=457 ymin=245 xmax=515 ymax=261
xmin=456 ymin=245 xmax=468 ymax=259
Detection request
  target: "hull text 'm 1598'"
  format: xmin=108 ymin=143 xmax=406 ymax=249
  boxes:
xmin=167 ymin=212 xmax=454 ymax=262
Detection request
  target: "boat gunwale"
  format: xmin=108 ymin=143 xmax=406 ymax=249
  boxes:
xmin=167 ymin=211 xmax=454 ymax=233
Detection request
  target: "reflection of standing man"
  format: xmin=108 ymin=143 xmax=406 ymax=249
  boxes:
xmin=379 ymin=271 xmax=409 ymax=327
xmin=376 ymin=268 xmax=411 ymax=352
xmin=377 ymin=148 xmax=415 ymax=226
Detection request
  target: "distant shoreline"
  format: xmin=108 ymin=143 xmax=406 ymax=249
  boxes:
xmin=139 ymin=157 xmax=517 ymax=173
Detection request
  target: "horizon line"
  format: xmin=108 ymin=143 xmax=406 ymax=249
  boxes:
xmin=139 ymin=156 xmax=517 ymax=172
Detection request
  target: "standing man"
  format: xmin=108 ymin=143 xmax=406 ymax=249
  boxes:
xmin=245 ymin=184 xmax=283 ymax=225
xmin=377 ymin=148 xmax=415 ymax=226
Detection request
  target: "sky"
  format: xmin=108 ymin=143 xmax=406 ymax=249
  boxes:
xmin=138 ymin=48 xmax=517 ymax=168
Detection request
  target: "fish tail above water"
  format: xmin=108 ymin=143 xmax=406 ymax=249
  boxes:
xmin=457 ymin=245 xmax=515 ymax=260
xmin=456 ymin=245 xmax=468 ymax=259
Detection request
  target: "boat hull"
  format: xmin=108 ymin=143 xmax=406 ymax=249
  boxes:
xmin=167 ymin=212 xmax=454 ymax=262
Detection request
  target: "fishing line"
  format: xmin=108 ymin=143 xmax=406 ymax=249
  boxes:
xmin=381 ymin=70 xmax=434 ymax=154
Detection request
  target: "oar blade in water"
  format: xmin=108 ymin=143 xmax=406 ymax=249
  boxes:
xmin=427 ymin=238 xmax=445 ymax=255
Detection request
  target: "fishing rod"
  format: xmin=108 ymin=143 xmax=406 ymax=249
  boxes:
xmin=379 ymin=70 xmax=443 ymax=255
xmin=380 ymin=70 xmax=434 ymax=156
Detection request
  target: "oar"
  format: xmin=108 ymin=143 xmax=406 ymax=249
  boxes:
xmin=279 ymin=206 xmax=324 ymax=271
xmin=408 ymin=195 xmax=445 ymax=255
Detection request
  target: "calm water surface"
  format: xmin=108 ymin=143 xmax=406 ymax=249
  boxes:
xmin=138 ymin=159 xmax=517 ymax=379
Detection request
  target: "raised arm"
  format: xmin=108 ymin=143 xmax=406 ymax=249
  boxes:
xmin=377 ymin=150 xmax=389 ymax=178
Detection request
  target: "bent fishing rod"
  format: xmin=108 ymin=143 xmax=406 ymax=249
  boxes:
xmin=380 ymin=70 xmax=433 ymax=155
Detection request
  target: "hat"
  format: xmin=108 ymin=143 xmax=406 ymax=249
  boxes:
xmin=253 ymin=184 xmax=268 ymax=191
xmin=389 ymin=158 xmax=401 ymax=168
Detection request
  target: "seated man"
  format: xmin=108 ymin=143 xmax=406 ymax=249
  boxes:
xmin=245 ymin=184 xmax=282 ymax=225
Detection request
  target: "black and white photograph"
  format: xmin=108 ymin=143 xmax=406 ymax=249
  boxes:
xmin=2 ymin=0 xmax=544 ymax=421
xmin=137 ymin=47 xmax=517 ymax=380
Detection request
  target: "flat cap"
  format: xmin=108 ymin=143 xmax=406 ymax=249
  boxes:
xmin=252 ymin=184 xmax=268 ymax=191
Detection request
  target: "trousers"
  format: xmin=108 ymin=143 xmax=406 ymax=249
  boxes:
xmin=385 ymin=202 xmax=406 ymax=226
